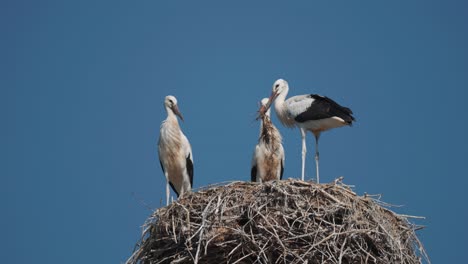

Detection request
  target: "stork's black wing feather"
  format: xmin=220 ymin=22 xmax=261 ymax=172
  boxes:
xmin=280 ymin=160 xmax=284 ymax=180
xmin=294 ymin=94 xmax=355 ymax=124
xmin=169 ymin=182 xmax=179 ymax=197
xmin=251 ymin=165 xmax=257 ymax=182
xmin=159 ymin=159 xmax=165 ymax=173
xmin=186 ymin=153 xmax=194 ymax=187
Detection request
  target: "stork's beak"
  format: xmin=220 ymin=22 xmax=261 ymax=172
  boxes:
xmin=172 ymin=105 xmax=184 ymax=121
xmin=256 ymin=91 xmax=277 ymax=120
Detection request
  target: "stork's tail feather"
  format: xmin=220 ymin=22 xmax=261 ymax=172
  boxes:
xmin=340 ymin=107 xmax=355 ymax=125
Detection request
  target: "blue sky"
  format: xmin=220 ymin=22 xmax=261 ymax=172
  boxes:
xmin=2 ymin=1 xmax=467 ymax=263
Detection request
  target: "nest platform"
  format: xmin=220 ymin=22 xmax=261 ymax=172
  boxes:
xmin=128 ymin=179 xmax=428 ymax=264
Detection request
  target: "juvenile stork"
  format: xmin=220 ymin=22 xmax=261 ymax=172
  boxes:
xmin=258 ymin=79 xmax=354 ymax=183
xmin=251 ymin=98 xmax=285 ymax=183
xmin=158 ymin=95 xmax=193 ymax=206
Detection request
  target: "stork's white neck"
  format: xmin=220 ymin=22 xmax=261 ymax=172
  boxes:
xmin=274 ymin=88 xmax=295 ymax=127
xmin=258 ymin=108 xmax=270 ymax=138
xmin=165 ymin=106 xmax=178 ymax=120
xmin=161 ymin=106 xmax=182 ymax=147
xmin=163 ymin=106 xmax=181 ymax=134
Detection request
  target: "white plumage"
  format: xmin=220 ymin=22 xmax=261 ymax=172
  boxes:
xmin=251 ymin=98 xmax=285 ymax=183
xmin=259 ymin=79 xmax=355 ymax=183
xmin=158 ymin=95 xmax=194 ymax=206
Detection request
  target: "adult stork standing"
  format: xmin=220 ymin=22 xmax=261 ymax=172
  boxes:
xmin=251 ymin=98 xmax=285 ymax=183
xmin=258 ymin=79 xmax=354 ymax=183
xmin=158 ymin=95 xmax=194 ymax=206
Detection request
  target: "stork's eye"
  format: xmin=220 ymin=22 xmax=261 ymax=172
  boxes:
xmin=275 ymin=84 xmax=280 ymax=89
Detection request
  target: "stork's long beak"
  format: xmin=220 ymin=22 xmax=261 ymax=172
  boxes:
xmin=256 ymin=91 xmax=277 ymax=120
xmin=172 ymin=105 xmax=184 ymax=121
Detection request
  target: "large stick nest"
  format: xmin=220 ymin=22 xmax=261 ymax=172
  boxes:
xmin=127 ymin=179 xmax=429 ymax=264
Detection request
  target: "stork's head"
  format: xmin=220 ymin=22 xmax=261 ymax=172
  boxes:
xmin=257 ymin=79 xmax=288 ymax=119
xmin=272 ymin=79 xmax=288 ymax=96
xmin=164 ymin=95 xmax=184 ymax=121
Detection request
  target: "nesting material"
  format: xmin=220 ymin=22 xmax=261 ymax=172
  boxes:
xmin=127 ymin=179 xmax=429 ymax=264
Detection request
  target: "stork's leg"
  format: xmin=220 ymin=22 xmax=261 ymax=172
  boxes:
xmin=300 ymin=128 xmax=307 ymax=181
xmin=166 ymin=179 xmax=170 ymax=206
xmin=314 ymin=133 xmax=320 ymax=184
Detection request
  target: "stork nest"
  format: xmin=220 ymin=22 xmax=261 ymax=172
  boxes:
xmin=127 ymin=179 xmax=429 ymax=264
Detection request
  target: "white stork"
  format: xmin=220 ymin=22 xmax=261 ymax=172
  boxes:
xmin=258 ymin=79 xmax=354 ymax=183
xmin=251 ymin=98 xmax=285 ymax=183
xmin=158 ymin=95 xmax=194 ymax=206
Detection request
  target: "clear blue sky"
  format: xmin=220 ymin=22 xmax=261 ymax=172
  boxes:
xmin=2 ymin=1 xmax=467 ymax=263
